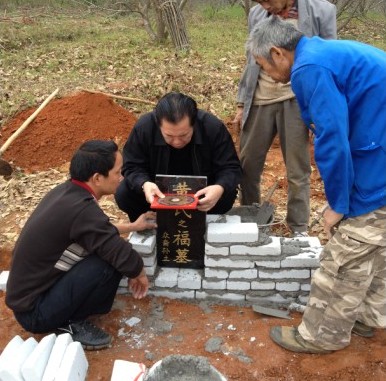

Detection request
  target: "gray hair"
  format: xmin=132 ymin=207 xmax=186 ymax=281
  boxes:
xmin=246 ymin=16 xmax=304 ymax=61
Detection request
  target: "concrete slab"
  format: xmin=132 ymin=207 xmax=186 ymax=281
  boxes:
xmin=42 ymin=333 xmax=73 ymax=381
xmin=55 ymin=341 xmax=88 ymax=381
xmin=21 ymin=333 xmax=56 ymax=381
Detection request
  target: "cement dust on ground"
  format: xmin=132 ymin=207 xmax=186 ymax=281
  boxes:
xmin=1 ymin=92 xmax=385 ymax=380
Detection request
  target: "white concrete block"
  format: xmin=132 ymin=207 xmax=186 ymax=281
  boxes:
xmin=142 ymin=252 xmax=157 ymax=267
xmin=251 ymin=281 xmax=276 ymax=290
xmin=301 ymin=283 xmax=311 ymax=291
xmin=254 ymin=260 xmax=281 ymax=268
xmin=251 ymin=237 xmax=281 ymax=256
xmin=0 ymin=271 xmax=9 ymax=291
xmin=229 ymin=269 xmax=257 ymax=279
xmin=42 ymin=333 xmax=73 ymax=381
xmin=0 ymin=337 xmax=37 ymax=381
xmin=205 ymin=257 xmax=254 ymax=269
xmin=177 ymin=269 xmax=202 ymax=289
xmin=204 ymin=268 xmax=229 ymax=279
xmin=281 ymin=251 xmax=320 ymax=268
xmin=226 ymin=280 xmax=251 ymax=291
xmin=205 ymin=244 xmax=229 ymax=256
xmin=283 ymin=236 xmax=321 ymax=247
xmin=206 ymin=215 xmax=241 ymax=224
xmin=149 ymin=290 xmax=195 ymax=299
xmin=299 ymin=295 xmax=310 ymax=304
xmin=0 ymin=335 xmax=24 ymax=375
xmin=276 ymin=282 xmax=300 ymax=292
xmin=207 ymin=223 xmax=258 ymax=243
xmin=55 ymin=341 xmax=88 ymax=381
xmin=22 ymin=333 xmax=56 ymax=381
xmin=259 ymin=269 xmax=310 ymax=280
xmin=119 ymin=276 xmax=128 ymax=288
xmin=196 ymin=291 xmax=245 ymax=302
xmin=129 ymin=232 xmax=156 ymax=254
xmin=246 ymin=293 xmax=291 ymax=305
xmin=110 ymin=359 xmax=146 ymax=381
xmin=154 ymin=267 xmax=179 ymax=288
xmin=144 ymin=262 xmax=157 ymax=276
xmin=202 ymin=279 xmax=226 ymax=290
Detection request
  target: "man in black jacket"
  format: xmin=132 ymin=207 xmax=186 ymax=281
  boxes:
xmin=6 ymin=140 xmax=156 ymax=350
xmin=115 ymin=92 xmax=242 ymax=221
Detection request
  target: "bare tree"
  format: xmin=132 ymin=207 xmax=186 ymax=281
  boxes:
xmin=127 ymin=0 xmax=189 ymax=47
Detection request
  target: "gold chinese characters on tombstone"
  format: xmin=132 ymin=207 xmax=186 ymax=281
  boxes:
xmin=154 ymin=175 xmax=207 ymax=269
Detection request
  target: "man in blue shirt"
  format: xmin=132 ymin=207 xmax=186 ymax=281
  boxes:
xmin=247 ymin=16 xmax=386 ymax=353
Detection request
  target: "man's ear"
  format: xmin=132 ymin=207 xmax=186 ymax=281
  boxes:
xmin=90 ymin=173 xmax=101 ymax=186
xmin=270 ymin=46 xmax=284 ymax=62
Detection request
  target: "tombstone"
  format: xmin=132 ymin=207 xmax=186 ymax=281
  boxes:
xmin=153 ymin=175 xmax=207 ymax=269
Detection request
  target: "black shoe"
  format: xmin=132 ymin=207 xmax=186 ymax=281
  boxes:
xmin=57 ymin=320 xmax=112 ymax=350
xmin=352 ymin=321 xmax=374 ymax=338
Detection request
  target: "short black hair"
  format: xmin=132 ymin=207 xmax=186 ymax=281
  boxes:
xmin=155 ymin=92 xmax=198 ymax=126
xmin=70 ymin=140 xmax=118 ymax=181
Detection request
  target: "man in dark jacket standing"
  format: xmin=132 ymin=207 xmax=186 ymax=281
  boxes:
xmin=115 ymin=92 xmax=242 ymax=221
xmin=6 ymin=140 xmax=156 ymax=350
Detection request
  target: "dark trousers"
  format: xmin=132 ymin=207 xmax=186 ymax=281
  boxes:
xmin=14 ymin=255 xmax=122 ymax=333
xmin=115 ymin=180 xmax=238 ymax=221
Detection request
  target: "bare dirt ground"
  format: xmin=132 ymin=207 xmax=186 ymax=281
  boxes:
xmin=1 ymin=92 xmax=385 ymax=380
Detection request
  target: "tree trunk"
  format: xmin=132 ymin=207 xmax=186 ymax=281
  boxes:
xmin=158 ymin=0 xmax=190 ymax=50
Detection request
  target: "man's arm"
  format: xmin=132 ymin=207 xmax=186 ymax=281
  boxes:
xmin=113 ymin=211 xmax=157 ymax=234
xmin=202 ymin=114 xmax=242 ymax=197
xmin=121 ymin=115 xmax=154 ymax=193
xmin=234 ymin=5 xmax=268 ymax=125
xmin=292 ymin=65 xmax=353 ymax=215
xmin=306 ymin=0 xmax=337 ymax=39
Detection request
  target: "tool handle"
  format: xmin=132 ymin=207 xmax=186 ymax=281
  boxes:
xmin=0 ymin=88 xmax=59 ymax=155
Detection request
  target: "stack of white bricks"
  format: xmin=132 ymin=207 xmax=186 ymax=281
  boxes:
xmin=0 ymin=333 xmax=88 ymax=381
xmin=127 ymin=214 xmax=323 ymax=307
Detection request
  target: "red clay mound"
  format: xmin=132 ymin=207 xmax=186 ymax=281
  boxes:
xmin=0 ymin=92 xmax=137 ymax=172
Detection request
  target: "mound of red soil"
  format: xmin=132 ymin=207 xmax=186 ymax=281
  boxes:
xmin=0 ymin=92 xmax=137 ymax=172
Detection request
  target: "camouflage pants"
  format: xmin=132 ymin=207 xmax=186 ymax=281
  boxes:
xmin=298 ymin=205 xmax=386 ymax=350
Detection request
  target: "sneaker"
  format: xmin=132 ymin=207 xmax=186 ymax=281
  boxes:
xmin=352 ymin=321 xmax=374 ymax=338
xmin=57 ymin=320 xmax=112 ymax=350
xmin=270 ymin=326 xmax=332 ymax=354
xmin=293 ymin=231 xmax=309 ymax=238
